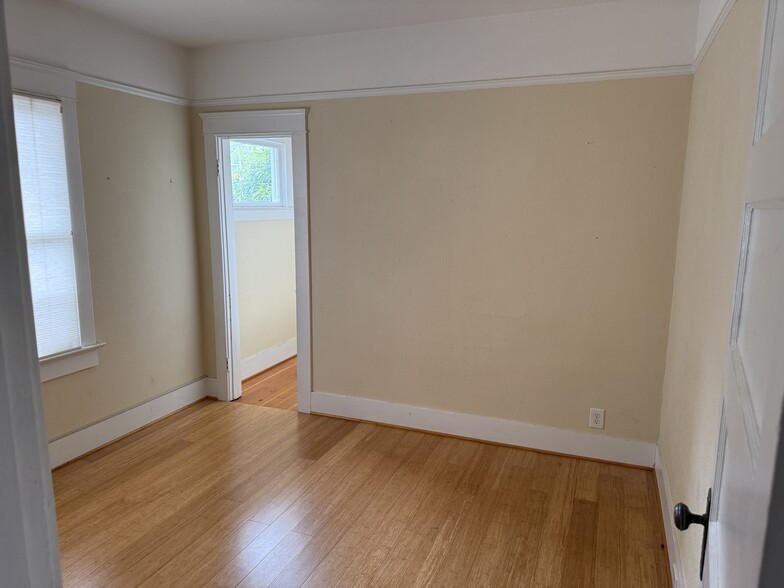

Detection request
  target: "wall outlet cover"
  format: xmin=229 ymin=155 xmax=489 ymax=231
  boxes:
xmin=589 ymin=408 xmax=605 ymax=429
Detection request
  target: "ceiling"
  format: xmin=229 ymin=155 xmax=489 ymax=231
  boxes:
xmin=62 ymin=0 xmax=616 ymax=49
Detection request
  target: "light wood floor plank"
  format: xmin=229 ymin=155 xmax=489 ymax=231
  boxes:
xmin=531 ymin=453 xmax=579 ymax=587
xmin=562 ymin=499 xmax=599 ymax=587
xmin=240 ymin=358 xmax=298 ymax=410
xmin=238 ymin=531 xmax=312 ymax=588
xmin=53 ymin=400 xmax=669 ymax=587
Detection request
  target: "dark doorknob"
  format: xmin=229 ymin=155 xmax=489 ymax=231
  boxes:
xmin=673 ymin=488 xmax=712 ymax=580
xmin=674 ymin=500 xmax=707 ymax=530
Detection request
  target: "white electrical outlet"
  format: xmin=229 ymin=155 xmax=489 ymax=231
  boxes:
xmin=589 ymin=408 xmax=605 ymax=429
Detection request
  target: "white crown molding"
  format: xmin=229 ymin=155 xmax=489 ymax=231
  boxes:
xmin=9 ymin=57 xmax=190 ymax=106
xmin=7 ymin=55 xmax=695 ymax=112
xmin=311 ymin=391 xmax=656 ymax=467
xmin=655 ymin=445 xmax=685 ymax=588
xmin=12 ymin=58 xmax=692 ymax=110
xmin=10 ymin=56 xmax=693 ymax=109
xmin=191 ymin=65 xmax=694 ymax=108
xmin=693 ymin=0 xmax=737 ymax=72
xmin=48 ymin=376 xmax=215 ymax=468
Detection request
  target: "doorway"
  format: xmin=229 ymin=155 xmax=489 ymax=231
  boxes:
xmin=200 ymin=110 xmax=312 ymax=411
xmin=239 ymin=356 xmax=299 ymax=409
xmin=226 ymin=136 xmax=298 ymax=410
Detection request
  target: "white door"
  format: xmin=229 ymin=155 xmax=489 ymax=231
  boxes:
xmin=699 ymin=1 xmax=784 ymax=586
xmin=0 ymin=1 xmax=63 ymax=584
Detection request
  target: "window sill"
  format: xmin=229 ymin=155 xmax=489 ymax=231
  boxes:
xmin=233 ymin=207 xmax=294 ymax=221
xmin=39 ymin=343 xmax=104 ymax=383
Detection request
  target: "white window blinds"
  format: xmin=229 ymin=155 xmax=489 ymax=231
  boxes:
xmin=13 ymin=94 xmax=81 ymax=358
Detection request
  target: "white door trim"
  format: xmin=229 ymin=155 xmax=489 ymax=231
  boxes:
xmin=200 ymin=109 xmax=312 ymax=411
xmin=654 ymin=445 xmax=685 ymax=587
xmin=0 ymin=2 xmax=63 ymax=582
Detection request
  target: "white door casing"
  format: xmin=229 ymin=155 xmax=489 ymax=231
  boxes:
xmin=201 ymin=110 xmax=312 ymax=410
xmin=702 ymin=1 xmax=784 ymax=586
xmin=0 ymin=0 xmax=63 ymax=584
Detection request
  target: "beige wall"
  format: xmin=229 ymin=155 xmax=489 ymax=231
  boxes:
xmin=234 ymin=220 xmax=296 ymax=360
xmin=658 ymin=0 xmax=766 ymax=584
xmin=193 ymin=75 xmax=692 ymax=443
xmin=42 ymin=83 xmax=204 ymax=440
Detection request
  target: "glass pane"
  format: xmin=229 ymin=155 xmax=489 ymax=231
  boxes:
xmin=13 ymin=94 xmax=82 ymax=357
xmin=230 ymin=140 xmax=278 ymax=204
xmin=26 ymin=238 xmax=81 ymax=356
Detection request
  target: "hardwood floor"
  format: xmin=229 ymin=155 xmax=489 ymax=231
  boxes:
xmin=53 ymin=400 xmax=670 ymax=587
xmin=239 ymin=357 xmax=297 ymax=410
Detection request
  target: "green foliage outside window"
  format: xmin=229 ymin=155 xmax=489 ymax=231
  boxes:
xmin=230 ymin=141 xmax=273 ymax=203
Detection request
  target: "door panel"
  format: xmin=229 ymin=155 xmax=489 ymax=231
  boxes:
xmin=704 ymin=1 xmax=784 ymax=586
xmin=734 ymin=207 xmax=784 ymax=433
xmin=709 ymin=200 xmax=784 ymax=588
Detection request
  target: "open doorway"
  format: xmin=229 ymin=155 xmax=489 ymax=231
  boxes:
xmin=226 ymin=136 xmax=299 ymax=409
xmin=240 ymin=357 xmax=298 ymax=409
xmin=201 ymin=110 xmax=311 ymax=411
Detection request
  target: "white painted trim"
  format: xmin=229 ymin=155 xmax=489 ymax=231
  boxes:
xmin=9 ymin=57 xmax=189 ymax=106
xmin=233 ymin=207 xmax=294 ymax=221
xmin=0 ymin=5 xmax=62 ymax=580
xmin=7 ymin=59 xmax=695 ymax=109
xmin=47 ymin=377 xmax=212 ymax=468
xmin=201 ymin=110 xmax=312 ymax=411
xmin=203 ymin=376 xmax=220 ymax=398
xmin=655 ymin=445 xmax=685 ymax=588
xmin=201 ymin=109 xmax=308 ymax=133
xmin=12 ymin=62 xmax=100 ymax=361
xmin=39 ymin=343 xmax=103 ymax=383
xmin=311 ymin=392 xmax=656 ymax=467
xmin=10 ymin=61 xmax=76 ymax=100
xmin=62 ymin=96 xmax=97 ymax=346
xmin=754 ymin=0 xmax=780 ymax=143
xmin=241 ymin=339 xmax=297 ymax=381
xmin=694 ymin=0 xmax=737 ymax=72
xmin=191 ymin=65 xmax=694 ymax=108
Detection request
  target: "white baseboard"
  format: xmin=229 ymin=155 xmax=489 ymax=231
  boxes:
xmin=311 ymin=392 xmax=656 ymax=467
xmin=204 ymin=376 xmax=220 ymax=398
xmin=48 ymin=377 xmax=214 ymax=469
xmin=655 ymin=444 xmax=684 ymax=588
xmin=241 ymin=338 xmax=297 ymax=380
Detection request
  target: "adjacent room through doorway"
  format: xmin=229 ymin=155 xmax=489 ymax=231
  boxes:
xmin=227 ymin=136 xmax=299 ymax=410
xmin=238 ymin=356 xmax=298 ymax=409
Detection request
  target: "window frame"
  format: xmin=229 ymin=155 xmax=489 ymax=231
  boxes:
xmin=11 ymin=64 xmax=101 ymax=382
xmin=226 ymin=136 xmax=294 ymax=221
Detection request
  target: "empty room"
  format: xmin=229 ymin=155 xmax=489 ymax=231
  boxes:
xmin=1 ymin=0 xmax=783 ymax=587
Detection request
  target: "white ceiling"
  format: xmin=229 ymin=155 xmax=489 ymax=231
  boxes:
xmin=61 ymin=0 xmax=616 ymax=49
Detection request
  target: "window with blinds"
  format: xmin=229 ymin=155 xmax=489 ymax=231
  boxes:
xmin=13 ymin=94 xmax=82 ymax=358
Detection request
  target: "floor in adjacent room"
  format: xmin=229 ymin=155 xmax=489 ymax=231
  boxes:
xmin=53 ymin=399 xmax=670 ymax=587
xmin=238 ymin=356 xmax=297 ymax=410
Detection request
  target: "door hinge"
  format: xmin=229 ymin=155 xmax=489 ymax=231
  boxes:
xmin=226 ymin=357 xmax=229 ymax=371
xmin=217 ymin=159 xmax=220 ymax=176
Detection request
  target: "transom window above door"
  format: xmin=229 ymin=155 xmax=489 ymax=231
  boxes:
xmin=226 ymin=137 xmax=293 ymax=220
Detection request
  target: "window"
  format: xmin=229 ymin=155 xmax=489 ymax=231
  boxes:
xmin=14 ymin=95 xmax=81 ymax=357
xmin=11 ymin=65 xmax=99 ymax=382
xmin=226 ymin=137 xmax=293 ymax=220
